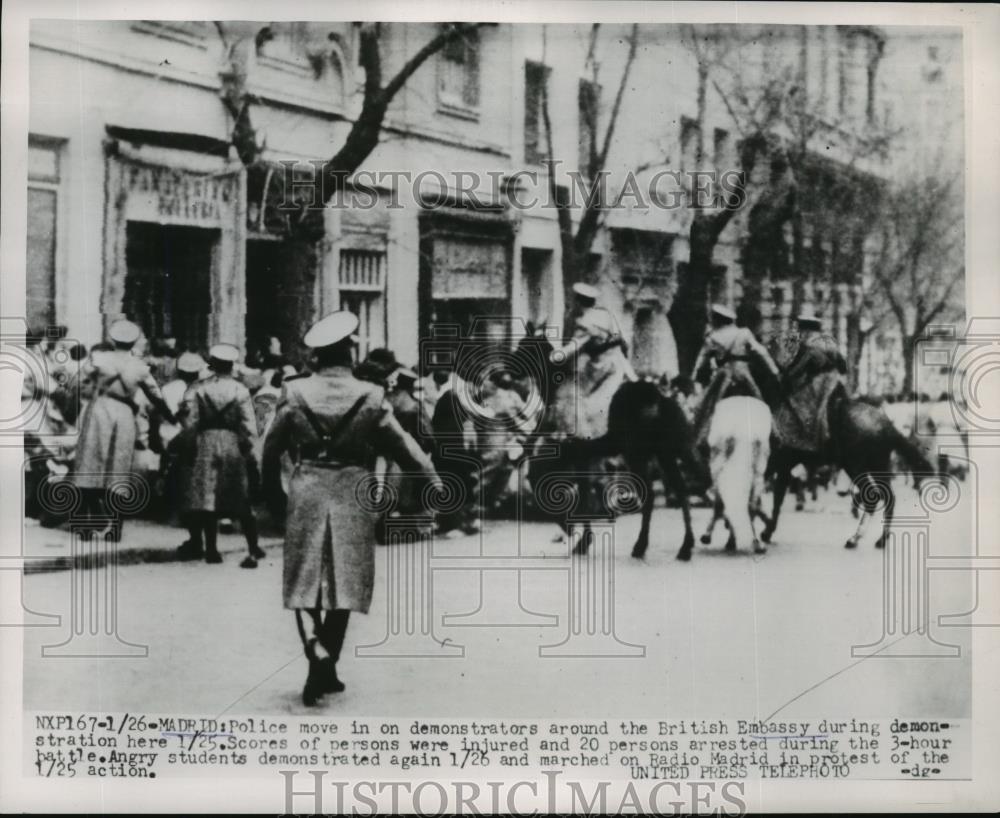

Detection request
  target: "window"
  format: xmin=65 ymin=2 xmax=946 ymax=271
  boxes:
xmin=578 ymin=79 xmax=601 ymax=179
xmin=679 ymin=117 xmax=700 ymax=199
xmin=524 ymin=61 xmax=550 ymax=166
xmin=438 ymin=27 xmax=480 ymax=113
xmin=27 ymin=138 xmax=62 ymax=334
xmin=339 ymin=250 xmax=387 ymax=359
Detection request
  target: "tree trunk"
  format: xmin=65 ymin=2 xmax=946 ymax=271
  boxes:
xmin=845 ymin=314 xmax=866 ymax=392
xmin=560 ymin=237 xmax=587 ymax=338
xmin=670 ymin=214 xmax=715 ymax=375
xmin=900 ymin=335 xmax=917 ymax=397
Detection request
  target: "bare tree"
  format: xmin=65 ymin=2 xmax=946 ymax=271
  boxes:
xmin=539 ymin=23 xmax=640 ymax=330
xmin=214 ymin=21 xmax=482 ymax=194
xmin=668 ymin=24 xmax=777 ymax=374
xmin=701 ymin=25 xmax=897 ymax=392
xmin=212 ymin=21 xmax=483 ymax=342
xmin=866 ymin=170 xmax=964 ymax=395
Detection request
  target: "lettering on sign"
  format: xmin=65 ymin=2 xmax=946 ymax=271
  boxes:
xmin=125 ymin=164 xmax=235 ymax=225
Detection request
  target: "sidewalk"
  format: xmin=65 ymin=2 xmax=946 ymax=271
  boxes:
xmin=20 ymin=516 xmax=284 ymax=573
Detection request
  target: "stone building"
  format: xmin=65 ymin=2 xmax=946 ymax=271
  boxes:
xmin=26 ymin=20 xmax=927 ymax=384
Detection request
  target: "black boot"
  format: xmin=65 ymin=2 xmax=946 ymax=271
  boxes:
xmin=176 ymin=540 xmax=203 ymax=560
xmin=319 ymin=610 xmax=349 ymax=693
xmin=302 ymin=639 xmax=327 ymax=707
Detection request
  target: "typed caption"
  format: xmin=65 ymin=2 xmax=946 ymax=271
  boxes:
xmin=29 ymin=713 xmax=968 ymax=782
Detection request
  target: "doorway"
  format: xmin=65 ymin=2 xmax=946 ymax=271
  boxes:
xmin=124 ymin=222 xmax=215 ymax=352
xmin=520 ymin=248 xmax=553 ymax=328
xmin=245 ymin=238 xmax=289 ymax=364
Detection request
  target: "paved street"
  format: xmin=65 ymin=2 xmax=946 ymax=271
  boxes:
xmin=21 ymin=481 xmax=972 ymax=720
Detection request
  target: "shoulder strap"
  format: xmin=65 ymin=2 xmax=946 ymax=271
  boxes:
xmin=296 ymin=391 xmax=370 ymax=455
xmin=199 ymin=392 xmax=239 ymax=430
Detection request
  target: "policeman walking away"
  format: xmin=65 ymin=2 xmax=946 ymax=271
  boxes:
xmin=263 ymin=311 xmax=440 ymax=707
xmin=176 ymin=344 xmax=264 ymax=567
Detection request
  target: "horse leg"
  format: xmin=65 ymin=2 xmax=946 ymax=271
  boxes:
xmin=724 ymin=519 xmax=737 ymax=552
xmin=701 ymin=493 xmax=723 ymax=544
xmin=845 ymin=474 xmax=880 ymax=549
xmin=572 ymin=519 xmax=593 ymax=555
xmin=662 ymin=454 xmax=695 ymax=561
xmin=794 ymin=476 xmax=806 ymax=511
xmin=845 ymin=505 xmax=871 ymax=549
xmin=761 ymin=452 xmax=790 ymax=544
xmin=874 ymin=480 xmax=895 ymax=550
xmin=631 ymin=467 xmax=654 ymax=559
xmin=750 ymin=436 xmax=768 ymax=554
xmin=751 ymin=505 xmax=771 ymax=528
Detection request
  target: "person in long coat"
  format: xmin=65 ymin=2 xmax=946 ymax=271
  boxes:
xmin=263 ymin=311 xmax=440 ymax=707
xmin=177 ymin=344 xmax=264 ymax=566
xmin=690 ymin=304 xmax=781 ymax=449
xmin=71 ymin=320 xmax=175 ymax=538
xmin=549 ymin=283 xmax=637 ymax=441
xmin=384 ymin=367 xmax=434 ymax=519
xmin=773 ymin=313 xmax=848 ymax=453
xmin=429 ymin=367 xmax=482 ymax=535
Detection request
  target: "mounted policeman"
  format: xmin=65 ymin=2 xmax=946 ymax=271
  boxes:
xmin=548 ymin=282 xmax=637 ymax=441
xmin=690 ymin=304 xmax=781 ymax=452
xmin=772 ymin=312 xmax=849 ymax=455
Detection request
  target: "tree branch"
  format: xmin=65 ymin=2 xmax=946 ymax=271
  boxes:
xmin=595 ymin=23 xmax=639 ymax=174
xmin=540 ymin=25 xmax=574 ymax=249
xmin=320 ymin=22 xmax=483 ymax=203
xmin=382 ymin=22 xmax=480 ymax=101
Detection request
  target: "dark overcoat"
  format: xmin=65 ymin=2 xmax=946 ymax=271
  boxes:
xmin=72 ymin=350 xmax=163 ymax=490
xmin=773 ymin=336 xmax=847 ymax=453
xmin=263 ymin=366 xmax=435 ymax=613
xmin=180 ymin=374 xmax=257 ymax=515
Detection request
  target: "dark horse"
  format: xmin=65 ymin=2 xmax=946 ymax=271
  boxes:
xmin=513 ymin=330 xmax=703 ymax=561
xmin=762 ymin=387 xmax=936 ymax=550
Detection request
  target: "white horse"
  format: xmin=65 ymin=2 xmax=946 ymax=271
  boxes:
xmin=700 ymin=396 xmax=772 ymax=554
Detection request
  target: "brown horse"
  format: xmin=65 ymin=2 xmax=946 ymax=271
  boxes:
xmin=763 ymin=389 xmax=936 ymax=549
xmin=514 ymin=331 xmax=703 ymax=560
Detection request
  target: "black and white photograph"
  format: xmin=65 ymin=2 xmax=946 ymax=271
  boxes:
xmin=1 ymin=1 xmax=998 ymax=813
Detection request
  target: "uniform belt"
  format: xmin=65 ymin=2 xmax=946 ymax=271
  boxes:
xmin=300 ymin=456 xmax=356 ymax=470
xmin=199 ymin=423 xmax=237 ymax=432
xmin=101 ymin=391 xmax=138 ymax=414
xmin=721 ymin=354 xmax=751 ymax=363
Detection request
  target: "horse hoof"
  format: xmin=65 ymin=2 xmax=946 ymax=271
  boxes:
xmin=676 ymin=550 xmax=691 ymax=562
xmin=874 ymin=537 xmax=886 ymax=549
xmin=761 ymin=529 xmax=773 ymax=545
xmin=725 ymin=536 xmax=736 ymax=552
xmin=795 ymin=503 xmax=804 ymax=512
xmin=753 ymin=541 xmax=766 ymax=554
xmin=699 ymin=533 xmax=711 ymax=545
xmin=845 ymin=539 xmax=858 ymax=549
xmin=630 ymin=550 xmax=646 ymax=561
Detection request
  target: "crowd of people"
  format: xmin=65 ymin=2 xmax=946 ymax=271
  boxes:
xmin=21 ymin=320 xmax=541 ymax=545
xmin=20 ymin=291 xmax=970 ymax=705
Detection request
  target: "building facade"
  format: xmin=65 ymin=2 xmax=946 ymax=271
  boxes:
xmin=28 ymin=20 xmax=930 ymax=386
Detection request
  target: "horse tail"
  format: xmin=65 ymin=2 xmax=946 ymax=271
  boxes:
xmin=890 ymin=427 xmax=936 ymax=479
